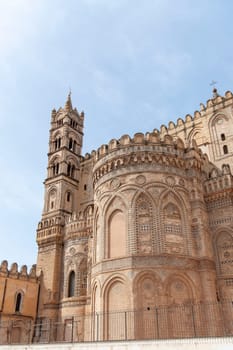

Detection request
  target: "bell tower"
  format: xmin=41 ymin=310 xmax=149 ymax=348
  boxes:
xmin=36 ymin=94 xmax=84 ymax=321
xmin=43 ymin=92 xmax=84 ymax=217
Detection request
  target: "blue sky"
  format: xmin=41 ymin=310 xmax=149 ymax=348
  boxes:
xmin=0 ymin=0 xmax=233 ymax=269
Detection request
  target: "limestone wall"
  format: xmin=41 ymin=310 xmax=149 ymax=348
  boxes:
xmin=0 ymin=337 xmax=233 ymax=350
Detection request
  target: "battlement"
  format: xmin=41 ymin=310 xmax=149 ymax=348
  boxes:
xmin=81 ymin=90 xmax=233 ymax=165
xmin=87 ymin=132 xmax=213 ymax=185
xmin=89 ymin=132 xmax=186 ymax=163
xmin=37 ymin=208 xmax=94 ymax=243
xmin=0 ymin=260 xmax=37 ymax=281
xmin=159 ymin=90 xmax=233 ymax=134
xmin=204 ymin=164 xmax=233 ymax=196
xmin=37 ymin=215 xmax=65 ymax=244
xmin=65 ymin=207 xmax=93 ymax=239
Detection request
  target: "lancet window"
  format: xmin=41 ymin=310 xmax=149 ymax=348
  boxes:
xmin=15 ymin=292 xmax=22 ymax=312
xmin=135 ymin=194 xmax=153 ymax=254
xmin=68 ymin=271 xmax=75 ymax=297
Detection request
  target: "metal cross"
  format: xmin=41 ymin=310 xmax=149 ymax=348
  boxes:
xmin=210 ymin=80 xmax=217 ymax=88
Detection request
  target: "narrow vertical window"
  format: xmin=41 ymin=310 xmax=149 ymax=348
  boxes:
xmin=55 ymin=137 xmax=61 ymax=150
xmin=69 ymin=138 xmax=73 ymax=150
xmin=221 ymin=133 xmax=226 ymax=141
xmin=84 ymin=184 xmax=87 ymax=191
xmin=71 ymin=165 xmax=75 ymax=178
xmin=68 ymin=271 xmax=75 ymax=297
xmin=67 ymin=192 xmax=70 ymax=202
xmin=67 ymin=163 xmax=71 ymax=176
xmin=56 ymin=163 xmax=59 ymax=174
xmin=223 ymin=145 xmax=228 ymax=154
xmin=73 ymin=140 xmax=76 ymax=153
xmin=15 ymin=293 xmax=22 ymax=312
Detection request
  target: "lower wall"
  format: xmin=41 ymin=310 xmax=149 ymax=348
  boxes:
xmin=1 ymin=338 xmax=233 ymax=350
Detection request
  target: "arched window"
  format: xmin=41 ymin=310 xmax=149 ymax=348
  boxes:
xmin=67 ymin=163 xmax=71 ymax=176
xmin=71 ymin=165 xmax=75 ymax=178
xmin=77 ymin=260 xmax=87 ymax=297
xmin=69 ymin=138 xmax=73 ymax=150
xmin=53 ymin=163 xmax=59 ymax=175
xmin=15 ymin=292 xmax=22 ymax=312
xmin=223 ymin=145 xmax=228 ymax=154
xmin=68 ymin=271 xmax=75 ymax=297
xmin=57 ymin=119 xmax=63 ymax=127
xmin=55 ymin=137 xmax=61 ymax=150
xmin=67 ymin=163 xmax=75 ymax=178
xmin=66 ymin=191 xmax=71 ymax=202
xmin=163 ymin=202 xmax=185 ymax=254
xmin=216 ymin=232 xmax=233 ymax=274
xmin=221 ymin=133 xmax=226 ymax=141
xmin=108 ymin=210 xmax=126 ymax=258
xmin=135 ymin=194 xmax=153 ymax=254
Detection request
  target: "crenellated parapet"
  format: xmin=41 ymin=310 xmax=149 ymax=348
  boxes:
xmin=204 ymin=164 xmax=233 ymax=194
xmin=159 ymin=90 xmax=233 ymax=134
xmin=0 ymin=260 xmax=38 ymax=281
xmin=65 ymin=206 xmax=94 ymax=240
xmin=204 ymin=164 xmax=233 ymax=208
xmin=90 ymin=132 xmax=213 ymax=186
xmin=36 ymin=215 xmax=65 ymax=245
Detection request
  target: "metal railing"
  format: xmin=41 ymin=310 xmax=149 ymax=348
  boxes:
xmin=1 ymin=300 xmax=233 ymax=345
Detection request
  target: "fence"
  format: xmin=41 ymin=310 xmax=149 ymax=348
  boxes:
xmin=1 ymin=300 xmax=233 ymax=345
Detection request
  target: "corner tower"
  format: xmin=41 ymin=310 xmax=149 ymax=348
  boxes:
xmin=36 ymin=94 xmax=84 ymax=321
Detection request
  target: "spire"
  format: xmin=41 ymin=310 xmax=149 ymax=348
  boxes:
xmin=64 ymin=91 xmax=73 ymax=112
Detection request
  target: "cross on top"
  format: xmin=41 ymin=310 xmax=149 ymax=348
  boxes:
xmin=210 ymin=80 xmax=218 ymax=88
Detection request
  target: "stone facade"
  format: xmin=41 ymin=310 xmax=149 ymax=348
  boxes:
xmin=0 ymin=261 xmax=39 ymax=343
xmin=1 ymin=89 xmax=233 ymax=343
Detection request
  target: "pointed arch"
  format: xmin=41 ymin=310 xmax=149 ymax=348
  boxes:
xmin=47 ymin=187 xmax=57 ymax=211
xmin=133 ymin=270 xmax=162 ymax=309
xmin=134 ymin=192 xmax=154 ymax=254
xmin=164 ymin=274 xmax=195 ymax=338
xmin=91 ymin=279 xmax=101 ymax=313
xmin=49 ymin=155 xmax=61 ymax=177
xmin=15 ymin=291 xmax=23 ymax=312
xmin=91 ymin=280 xmax=101 ymax=341
xmin=104 ymin=195 xmax=127 ymax=259
xmin=214 ymin=230 xmax=233 ymax=274
xmin=68 ymin=270 xmax=75 ymax=297
xmin=102 ymin=275 xmax=130 ymax=313
xmin=108 ymin=210 xmax=126 ymax=258
xmin=159 ymin=190 xmax=189 ymax=255
xmin=187 ymin=127 xmax=203 ymax=147
xmin=64 ymin=190 xmax=73 ymax=212
xmin=94 ymin=211 xmax=101 ymax=263
xmin=165 ymin=274 xmax=194 ymax=304
xmin=77 ymin=258 xmax=87 ymax=296
xmin=102 ymin=275 xmax=130 ymax=340
xmin=209 ymin=113 xmax=232 ymax=159
xmin=133 ymin=271 xmax=162 ymax=339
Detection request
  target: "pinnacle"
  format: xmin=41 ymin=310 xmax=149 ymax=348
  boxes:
xmin=64 ymin=91 xmax=73 ymax=112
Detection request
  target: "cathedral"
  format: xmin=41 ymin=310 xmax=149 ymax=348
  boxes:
xmin=0 ymin=88 xmax=233 ymax=344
